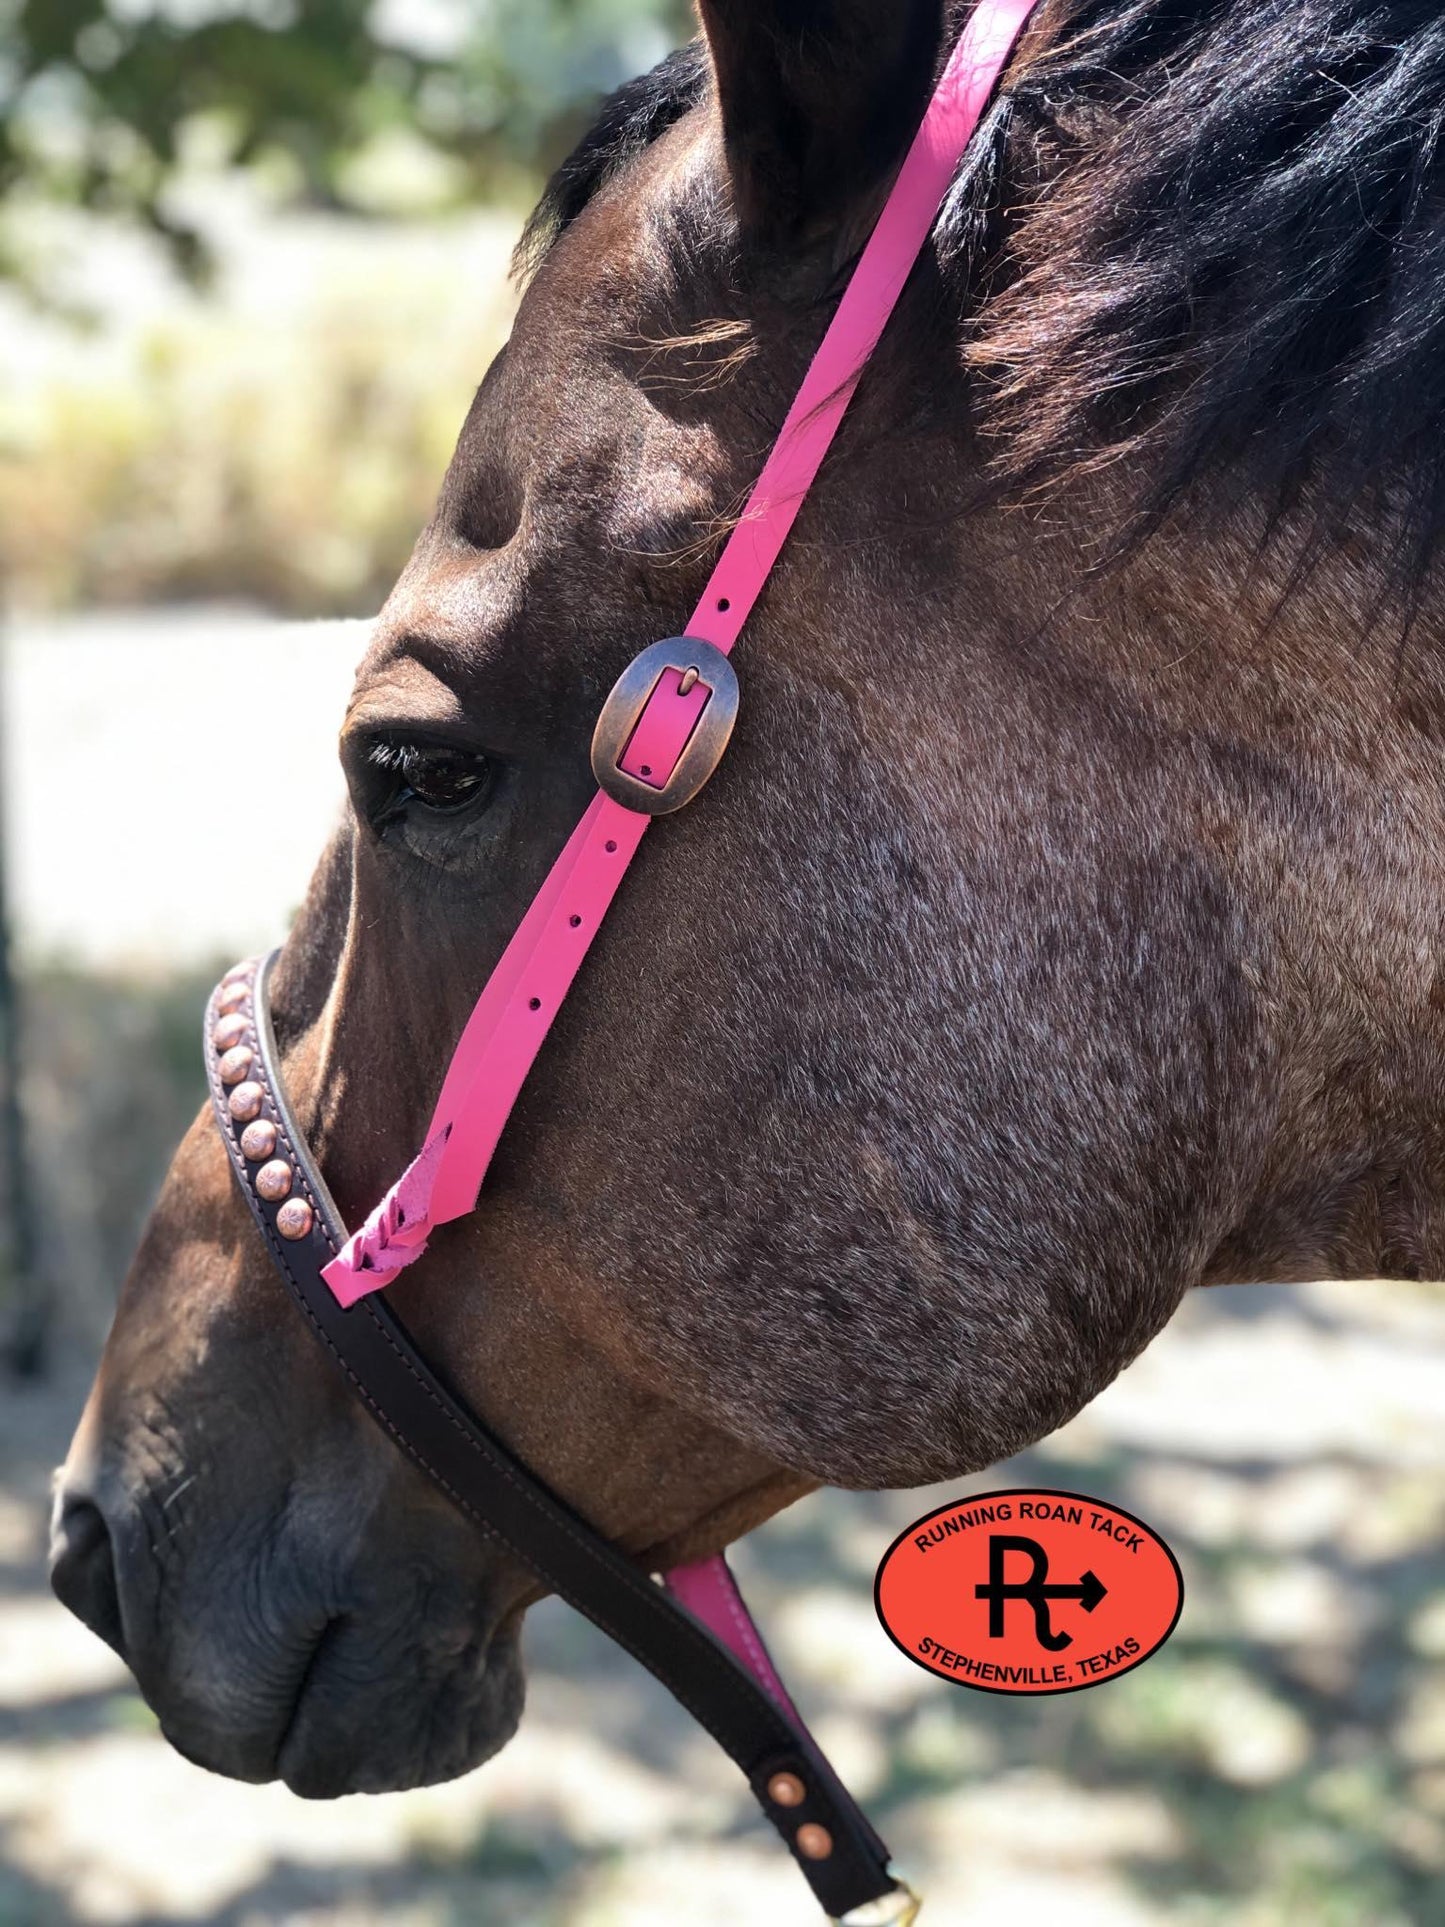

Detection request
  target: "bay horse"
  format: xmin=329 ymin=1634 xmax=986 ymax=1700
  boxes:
xmin=50 ymin=0 xmax=1445 ymax=1851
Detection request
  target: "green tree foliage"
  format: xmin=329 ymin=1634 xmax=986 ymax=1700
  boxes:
xmin=0 ymin=0 xmax=692 ymax=278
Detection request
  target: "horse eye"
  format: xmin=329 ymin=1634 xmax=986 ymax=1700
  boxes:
xmin=369 ymin=740 xmax=494 ymax=820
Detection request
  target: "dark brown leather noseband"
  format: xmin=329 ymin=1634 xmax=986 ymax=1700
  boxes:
xmin=205 ymin=954 xmax=904 ymax=1923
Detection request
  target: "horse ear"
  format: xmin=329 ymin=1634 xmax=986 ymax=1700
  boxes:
xmin=697 ymin=0 xmax=945 ymax=246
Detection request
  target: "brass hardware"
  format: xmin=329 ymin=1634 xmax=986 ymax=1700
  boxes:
xmin=213 ymin=1013 xmax=248 ymax=1052
xmin=255 ymin=1159 xmax=294 ymax=1202
xmin=228 ymin=1081 xmax=265 ymax=1122
xmin=767 ymin=1770 xmax=807 ymax=1808
xmin=796 ymin=1823 xmax=834 ymax=1861
xmin=275 ymin=1197 xmax=314 ymax=1241
xmin=240 ymin=1118 xmax=278 ymax=1161
xmin=834 ymin=1882 xmax=923 ymax=1927
xmin=590 ymin=636 xmax=739 ymax=815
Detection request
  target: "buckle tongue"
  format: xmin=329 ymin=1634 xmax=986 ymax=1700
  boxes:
xmin=591 ymin=635 xmax=739 ymax=814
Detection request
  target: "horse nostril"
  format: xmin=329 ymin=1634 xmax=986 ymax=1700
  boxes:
xmin=50 ymin=1492 xmax=127 ymax=1660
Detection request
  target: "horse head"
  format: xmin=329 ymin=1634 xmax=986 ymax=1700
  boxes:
xmin=52 ymin=0 xmax=1445 ymax=1806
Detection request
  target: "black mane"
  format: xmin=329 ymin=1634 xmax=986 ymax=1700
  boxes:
xmin=515 ymin=41 xmax=710 ymax=278
xmin=962 ymin=0 xmax=1445 ymax=601
xmin=521 ymin=0 xmax=1445 ymax=604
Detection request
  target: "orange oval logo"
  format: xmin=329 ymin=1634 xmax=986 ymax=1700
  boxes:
xmin=875 ymin=1487 xmax=1184 ymax=1695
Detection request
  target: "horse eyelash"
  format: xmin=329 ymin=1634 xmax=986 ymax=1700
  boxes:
xmin=367 ymin=740 xmax=414 ymax=774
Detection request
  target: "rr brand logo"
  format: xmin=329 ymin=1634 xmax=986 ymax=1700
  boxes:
xmin=975 ymin=1534 xmax=1107 ymax=1649
xmin=874 ymin=1488 xmax=1184 ymax=1695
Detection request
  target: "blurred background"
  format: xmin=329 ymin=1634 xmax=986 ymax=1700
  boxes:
xmin=1 ymin=4 xmax=1443 ymax=1922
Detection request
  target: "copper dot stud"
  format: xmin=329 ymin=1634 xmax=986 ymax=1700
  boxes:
xmin=227 ymin=1081 xmax=264 ymax=1122
xmin=795 ymin=1824 xmax=833 ymax=1862
xmin=276 ymin=1198 xmax=313 ymax=1241
xmin=217 ymin=983 xmax=248 ymax=1016
xmin=767 ymin=1773 xmax=807 ymax=1809
xmin=212 ymin=1012 xmax=248 ymax=1052
xmin=240 ymin=1119 xmax=277 ymax=1161
xmin=218 ymin=1045 xmax=254 ymax=1086
xmin=255 ymin=1159 xmax=293 ymax=1202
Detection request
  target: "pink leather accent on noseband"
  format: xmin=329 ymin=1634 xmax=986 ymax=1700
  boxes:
xmin=665 ymin=1554 xmax=800 ymax=1717
xmin=618 ymin=666 xmax=713 ymax=787
xmin=322 ymin=0 xmax=1039 ymax=1305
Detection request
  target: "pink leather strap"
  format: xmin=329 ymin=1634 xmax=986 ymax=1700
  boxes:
xmin=326 ymin=794 xmax=647 ymax=1296
xmin=618 ymin=666 xmax=715 ymax=787
xmin=665 ymin=1554 xmax=800 ymax=1716
xmin=323 ymin=0 xmax=1037 ymax=1306
xmin=685 ymin=0 xmax=1037 ymax=658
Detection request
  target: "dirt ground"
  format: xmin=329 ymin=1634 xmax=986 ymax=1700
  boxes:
xmin=4 ymin=1280 xmax=1445 ymax=1927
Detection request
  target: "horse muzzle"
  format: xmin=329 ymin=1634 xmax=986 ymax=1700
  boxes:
xmin=49 ymin=1459 xmax=529 ymax=1798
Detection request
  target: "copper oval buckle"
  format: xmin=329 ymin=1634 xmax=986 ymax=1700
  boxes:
xmin=590 ymin=636 xmax=739 ymax=815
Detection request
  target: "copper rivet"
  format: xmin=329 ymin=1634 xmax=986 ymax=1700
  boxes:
xmin=222 ymin=962 xmax=251 ymax=985
xmin=276 ymin=1198 xmax=313 ymax=1241
xmin=228 ymin=1081 xmax=264 ymax=1122
xmin=217 ymin=983 xmax=248 ymax=1015
xmin=240 ymin=1119 xmax=277 ymax=1161
xmin=212 ymin=1012 xmax=248 ymax=1052
xmin=218 ymin=1045 xmax=253 ymax=1085
xmin=255 ymin=1159 xmax=293 ymax=1202
xmin=768 ymin=1773 xmax=807 ymax=1809
xmin=795 ymin=1824 xmax=833 ymax=1862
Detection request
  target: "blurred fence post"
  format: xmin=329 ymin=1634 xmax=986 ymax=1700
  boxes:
xmin=0 ymin=617 xmax=44 ymax=1376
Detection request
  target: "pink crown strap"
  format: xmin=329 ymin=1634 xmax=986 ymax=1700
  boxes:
xmin=322 ymin=0 xmax=1038 ymax=1307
